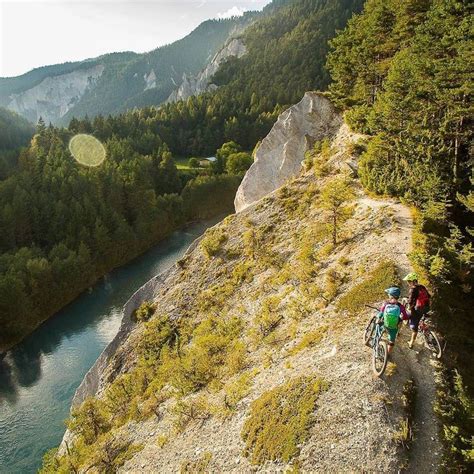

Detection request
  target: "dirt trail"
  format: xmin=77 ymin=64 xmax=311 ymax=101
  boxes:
xmin=360 ymin=196 xmax=442 ymax=473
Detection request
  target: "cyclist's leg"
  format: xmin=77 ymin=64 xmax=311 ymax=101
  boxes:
xmin=408 ymin=309 xmax=421 ymax=348
xmin=386 ymin=327 xmax=398 ymax=354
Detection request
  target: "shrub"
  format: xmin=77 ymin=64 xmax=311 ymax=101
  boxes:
xmin=180 ymin=452 xmax=212 ymax=473
xmin=172 ymin=396 xmax=213 ymax=433
xmin=336 ymin=260 xmax=399 ymax=315
xmin=393 ymin=379 xmax=416 ymax=449
xmin=188 ymin=157 xmax=199 ymax=168
xmin=138 ymin=315 xmax=176 ymax=364
xmin=134 ymin=301 xmax=156 ymax=322
xmin=200 ymin=227 xmax=228 ymax=258
xmin=241 ymin=376 xmax=328 ymax=465
xmin=232 ymin=261 xmax=254 ymax=284
xmin=156 ymin=434 xmax=169 ymax=448
xmin=67 ymin=398 xmax=110 ymax=445
xmin=323 ymin=269 xmax=342 ymax=302
xmin=289 ymin=326 xmax=329 ymax=356
xmin=221 ymin=370 xmax=257 ymax=417
xmin=160 ymin=315 xmax=244 ymax=395
xmin=254 ymin=295 xmax=283 ymax=338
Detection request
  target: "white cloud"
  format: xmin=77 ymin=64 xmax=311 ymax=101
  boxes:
xmin=216 ymin=6 xmax=247 ymax=19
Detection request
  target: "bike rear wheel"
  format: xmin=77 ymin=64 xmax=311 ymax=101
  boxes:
xmin=423 ymin=329 xmax=442 ymax=359
xmin=372 ymin=340 xmax=388 ymax=377
xmin=364 ymin=316 xmax=376 ymax=347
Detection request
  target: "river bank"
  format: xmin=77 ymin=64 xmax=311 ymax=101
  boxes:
xmin=0 ymin=215 xmax=225 ymax=474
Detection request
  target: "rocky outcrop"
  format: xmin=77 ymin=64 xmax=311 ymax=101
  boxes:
xmin=143 ymin=69 xmax=157 ymax=91
xmin=70 ymin=233 xmax=205 ymax=408
xmin=167 ymin=38 xmax=246 ymax=103
xmin=7 ymin=65 xmax=104 ymax=124
xmin=234 ymin=92 xmax=343 ymax=212
xmin=57 ymin=94 xmax=442 ymax=473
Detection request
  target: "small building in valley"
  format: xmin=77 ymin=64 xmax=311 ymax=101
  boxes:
xmin=199 ymin=156 xmax=217 ymax=167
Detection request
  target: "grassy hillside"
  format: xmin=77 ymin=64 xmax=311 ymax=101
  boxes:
xmin=42 ymin=134 xmax=429 ymax=472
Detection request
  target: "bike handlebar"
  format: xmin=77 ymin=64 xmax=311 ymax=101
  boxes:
xmin=364 ymin=304 xmax=380 ymax=311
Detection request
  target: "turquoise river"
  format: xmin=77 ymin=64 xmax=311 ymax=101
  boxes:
xmin=0 ymin=217 xmax=220 ymax=473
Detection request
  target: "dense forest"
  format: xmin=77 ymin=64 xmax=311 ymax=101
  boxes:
xmin=327 ymin=0 xmax=473 ymax=466
xmin=95 ymin=0 xmax=365 ymax=157
xmin=0 ymin=107 xmax=34 ymax=179
xmin=0 ymin=117 xmax=241 ymax=350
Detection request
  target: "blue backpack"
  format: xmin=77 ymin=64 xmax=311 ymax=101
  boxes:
xmin=384 ymin=303 xmax=401 ymax=329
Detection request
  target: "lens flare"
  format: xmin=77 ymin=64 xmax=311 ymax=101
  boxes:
xmin=69 ymin=134 xmax=106 ymax=167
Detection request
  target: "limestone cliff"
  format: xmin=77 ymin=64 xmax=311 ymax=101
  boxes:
xmin=7 ymin=65 xmax=104 ymax=124
xmin=166 ymin=38 xmax=247 ymax=104
xmin=235 ymin=92 xmax=343 ymax=212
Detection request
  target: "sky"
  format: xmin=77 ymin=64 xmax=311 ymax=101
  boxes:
xmin=0 ymin=0 xmax=272 ymax=77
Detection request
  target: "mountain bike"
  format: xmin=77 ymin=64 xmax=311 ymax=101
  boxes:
xmin=417 ymin=313 xmax=442 ymax=358
xmin=401 ymin=298 xmax=442 ymax=359
xmin=363 ymin=306 xmax=388 ymax=377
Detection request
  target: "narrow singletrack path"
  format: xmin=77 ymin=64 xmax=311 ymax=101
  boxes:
xmin=360 ymin=196 xmax=442 ymax=472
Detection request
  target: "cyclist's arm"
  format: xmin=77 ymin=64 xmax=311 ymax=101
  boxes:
xmin=408 ymin=286 xmax=418 ymax=310
xmin=400 ymin=304 xmax=409 ymax=321
xmin=377 ymin=303 xmax=385 ymax=322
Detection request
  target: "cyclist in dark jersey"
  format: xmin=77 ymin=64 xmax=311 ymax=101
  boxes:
xmin=403 ymin=272 xmax=431 ymax=349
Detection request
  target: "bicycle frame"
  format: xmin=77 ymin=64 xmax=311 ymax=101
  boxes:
xmin=371 ymin=319 xmax=385 ymax=348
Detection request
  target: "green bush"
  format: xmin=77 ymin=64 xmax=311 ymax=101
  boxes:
xmin=254 ymin=296 xmax=283 ymax=338
xmin=289 ymin=326 xmax=329 ymax=356
xmin=434 ymin=369 xmax=474 ymax=469
xmin=134 ymin=301 xmax=157 ymax=322
xmin=200 ymin=227 xmax=228 ymax=258
xmin=241 ymin=376 xmax=328 ymax=465
xmin=336 ymin=260 xmax=399 ymax=315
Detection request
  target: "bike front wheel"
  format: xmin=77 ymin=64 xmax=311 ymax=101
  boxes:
xmin=364 ymin=316 xmax=376 ymax=347
xmin=423 ymin=329 xmax=442 ymax=359
xmin=372 ymin=340 xmax=388 ymax=377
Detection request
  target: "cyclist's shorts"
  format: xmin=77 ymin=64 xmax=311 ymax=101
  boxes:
xmin=385 ymin=327 xmax=398 ymax=345
xmin=409 ymin=308 xmax=427 ymax=331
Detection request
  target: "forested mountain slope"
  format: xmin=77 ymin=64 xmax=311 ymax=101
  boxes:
xmin=0 ymin=16 xmax=254 ymax=125
xmin=326 ymin=0 xmax=473 ymax=466
xmin=68 ymin=0 xmax=364 ymax=159
xmin=0 ymin=116 xmax=240 ymax=351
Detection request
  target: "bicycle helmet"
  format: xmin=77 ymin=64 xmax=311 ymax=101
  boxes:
xmin=385 ymin=286 xmax=401 ymax=298
xmin=403 ymin=272 xmax=418 ymax=282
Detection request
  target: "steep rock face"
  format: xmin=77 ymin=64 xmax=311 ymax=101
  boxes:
xmin=58 ymin=95 xmax=442 ymax=473
xmin=234 ymin=92 xmax=343 ymax=212
xmin=7 ymin=65 xmax=104 ymax=124
xmin=167 ymin=38 xmax=247 ymax=103
xmin=143 ymin=69 xmax=157 ymax=91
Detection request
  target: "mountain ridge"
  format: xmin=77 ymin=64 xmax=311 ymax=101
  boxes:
xmin=0 ymin=15 xmax=258 ymax=125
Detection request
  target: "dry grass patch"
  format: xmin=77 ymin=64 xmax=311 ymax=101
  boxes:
xmin=242 ymin=376 xmax=328 ymax=465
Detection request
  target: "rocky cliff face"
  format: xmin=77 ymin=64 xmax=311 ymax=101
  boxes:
xmin=7 ymin=65 xmax=104 ymax=124
xmin=57 ymin=95 xmax=441 ymax=473
xmin=167 ymin=38 xmax=247 ymax=103
xmin=235 ymin=92 xmax=343 ymax=212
